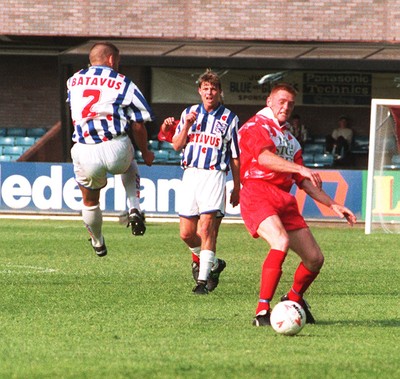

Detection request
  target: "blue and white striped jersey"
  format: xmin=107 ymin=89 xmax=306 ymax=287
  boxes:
xmin=67 ymin=65 xmax=154 ymax=144
xmin=176 ymin=103 xmax=239 ymax=171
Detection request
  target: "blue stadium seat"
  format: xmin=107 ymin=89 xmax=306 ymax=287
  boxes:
xmin=0 ymin=128 xmax=7 ymax=137
xmin=0 ymin=136 xmax=15 ymax=146
xmin=148 ymin=139 xmax=160 ymax=150
xmin=6 ymin=128 xmax=27 ymax=137
xmin=168 ymin=150 xmax=182 ymax=163
xmin=313 ymin=153 xmax=334 ymax=167
xmin=26 ymin=128 xmax=47 ymax=137
xmin=3 ymin=145 xmax=25 ymax=156
xmin=312 ymin=135 xmax=326 ymax=144
xmin=0 ymin=155 xmax=12 ymax=162
xmin=135 ymin=150 xmax=144 ymax=163
xmin=159 ymin=141 xmax=174 ymax=150
xmin=352 ymin=135 xmax=369 ymax=153
xmin=384 ymin=154 xmax=400 ymax=170
xmin=303 ymin=143 xmax=325 ymax=154
xmin=153 ymin=150 xmax=169 ymax=163
xmin=14 ymin=136 xmax=36 ymax=146
xmin=392 ymin=154 xmax=400 ymax=165
xmin=302 ymin=152 xmax=314 ymax=167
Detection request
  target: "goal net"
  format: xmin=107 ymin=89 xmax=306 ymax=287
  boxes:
xmin=365 ymin=99 xmax=400 ymax=234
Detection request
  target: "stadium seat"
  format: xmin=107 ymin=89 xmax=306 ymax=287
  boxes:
xmin=0 ymin=128 xmax=7 ymax=137
xmin=135 ymin=150 xmax=144 ymax=163
xmin=14 ymin=136 xmax=36 ymax=146
xmin=148 ymin=139 xmax=160 ymax=151
xmin=313 ymin=153 xmax=334 ymax=167
xmin=0 ymin=155 xmax=12 ymax=162
xmin=168 ymin=150 xmax=182 ymax=163
xmin=352 ymin=135 xmax=369 ymax=153
xmin=6 ymin=128 xmax=27 ymax=137
xmin=312 ymin=135 xmax=326 ymax=144
xmin=159 ymin=141 xmax=174 ymax=150
xmin=392 ymin=154 xmax=400 ymax=165
xmin=3 ymin=145 xmax=24 ymax=156
xmin=383 ymin=154 xmax=400 ymax=170
xmin=153 ymin=150 xmax=169 ymax=163
xmin=0 ymin=136 xmax=15 ymax=146
xmin=302 ymin=152 xmax=314 ymax=166
xmin=303 ymin=143 xmax=325 ymax=154
xmin=26 ymin=128 xmax=47 ymax=137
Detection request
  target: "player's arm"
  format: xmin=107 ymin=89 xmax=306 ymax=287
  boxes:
xmin=229 ymin=157 xmax=240 ymax=207
xmin=300 ymin=179 xmax=357 ymax=226
xmin=160 ymin=117 xmax=175 ymax=134
xmin=172 ymin=111 xmax=197 ymax=151
xmin=130 ymin=121 xmax=154 ymax=166
xmin=258 ymin=149 xmax=322 ymax=189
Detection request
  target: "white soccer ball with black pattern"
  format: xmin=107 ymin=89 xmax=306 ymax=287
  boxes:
xmin=270 ymin=300 xmax=306 ymax=336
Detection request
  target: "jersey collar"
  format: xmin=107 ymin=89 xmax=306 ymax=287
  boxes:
xmin=199 ymin=103 xmax=222 ymax=115
xmin=257 ymin=107 xmax=289 ymax=131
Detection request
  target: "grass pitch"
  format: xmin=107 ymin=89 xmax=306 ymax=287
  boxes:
xmin=0 ymin=218 xmax=399 ymax=379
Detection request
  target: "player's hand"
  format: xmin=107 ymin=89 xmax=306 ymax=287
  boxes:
xmin=184 ymin=111 xmax=197 ymax=129
xmin=229 ymin=187 xmax=240 ymax=207
xmin=142 ymin=150 xmax=155 ymax=166
xmin=163 ymin=117 xmax=176 ymax=131
xmin=330 ymin=204 xmax=357 ymax=226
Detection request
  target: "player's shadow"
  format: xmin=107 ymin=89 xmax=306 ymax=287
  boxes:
xmin=315 ymin=319 xmax=400 ymax=327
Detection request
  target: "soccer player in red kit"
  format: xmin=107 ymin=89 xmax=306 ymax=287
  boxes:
xmin=158 ymin=117 xmax=179 ymax=143
xmin=238 ymin=83 xmax=357 ymax=326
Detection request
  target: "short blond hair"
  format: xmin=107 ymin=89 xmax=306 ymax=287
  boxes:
xmin=270 ymin=82 xmax=297 ymax=97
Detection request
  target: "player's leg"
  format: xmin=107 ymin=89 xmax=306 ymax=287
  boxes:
xmin=177 ymin=168 xmax=205 ymax=287
xmin=80 ymin=185 xmax=107 ymax=257
xmin=179 ymin=216 xmax=203 ymax=283
xmin=253 ymin=215 xmax=289 ymax=325
xmin=206 ymin=216 xmax=226 ymax=290
xmin=71 ymin=143 xmax=107 ymax=257
xmin=196 ymin=212 xmax=218 ymax=288
xmin=187 ymin=217 xmax=223 ymax=284
xmin=120 ymin=159 xmax=146 ymax=236
xmin=285 ymin=227 xmax=324 ymax=323
xmin=195 ymin=170 xmax=227 ymax=293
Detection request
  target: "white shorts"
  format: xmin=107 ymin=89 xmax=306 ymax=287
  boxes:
xmin=71 ymin=135 xmax=134 ymax=190
xmin=178 ymin=167 xmax=226 ymax=218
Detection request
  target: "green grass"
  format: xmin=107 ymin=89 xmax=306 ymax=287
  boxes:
xmin=0 ymin=219 xmax=399 ymax=379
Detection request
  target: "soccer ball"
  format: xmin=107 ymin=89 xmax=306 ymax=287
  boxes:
xmin=270 ymin=300 xmax=306 ymax=336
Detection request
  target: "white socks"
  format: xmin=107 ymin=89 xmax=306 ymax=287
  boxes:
xmin=121 ymin=160 xmax=141 ymax=211
xmin=82 ymin=203 xmax=103 ymax=247
xmin=198 ymin=250 xmax=215 ymax=282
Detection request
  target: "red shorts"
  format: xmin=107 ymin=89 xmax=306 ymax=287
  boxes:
xmin=240 ymin=179 xmax=307 ymax=238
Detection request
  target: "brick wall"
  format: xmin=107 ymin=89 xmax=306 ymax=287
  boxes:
xmin=1 ymin=0 xmax=400 ymax=43
xmin=0 ymin=56 xmax=60 ymax=129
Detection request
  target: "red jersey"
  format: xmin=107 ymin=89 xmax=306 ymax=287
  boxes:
xmin=238 ymin=107 xmax=304 ymax=192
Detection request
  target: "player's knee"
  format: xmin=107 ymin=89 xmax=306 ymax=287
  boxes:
xmin=180 ymin=230 xmax=196 ymax=244
xmin=308 ymin=251 xmax=324 ymax=271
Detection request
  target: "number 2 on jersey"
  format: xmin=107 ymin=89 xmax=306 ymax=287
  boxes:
xmin=82 ymin=89 xmax=100 ymax=119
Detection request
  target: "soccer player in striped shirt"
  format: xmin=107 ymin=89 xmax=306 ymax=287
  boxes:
xmin=67 ymin=42 xmax=155 ymax=257
xmin=172 ymin=70 xmax=240 ymax=294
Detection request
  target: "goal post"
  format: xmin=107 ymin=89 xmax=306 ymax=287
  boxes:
xmin=365 ymin=99 xmax=400 ymax=234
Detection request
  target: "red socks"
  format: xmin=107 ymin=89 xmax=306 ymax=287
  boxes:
xmin=256 ymin=249 xmax=286 ymax=314
xmin=192 ymin=253 xmax=200 ymax=264
xmin=256 ymin=253 xmax=320 ymax=314
xmin=288 ymin=262 xmax=319 ymax=304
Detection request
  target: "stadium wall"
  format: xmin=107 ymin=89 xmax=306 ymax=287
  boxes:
xmin=0 ymin=162 xmax=375 ymax=222
xmin=1 ymin=1 xmax=399 ymax=42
